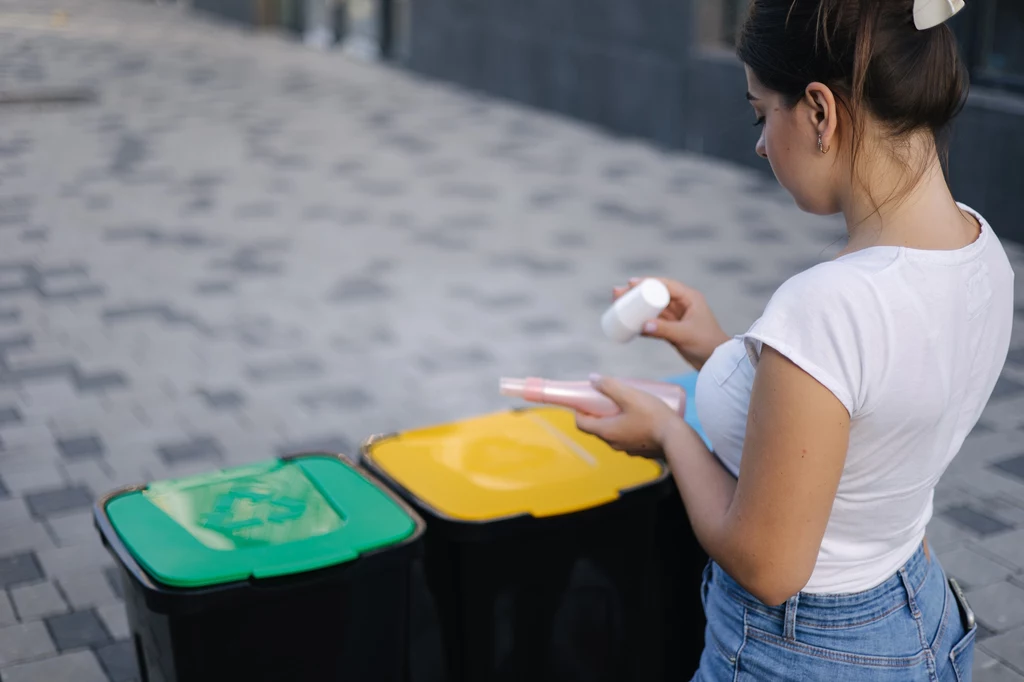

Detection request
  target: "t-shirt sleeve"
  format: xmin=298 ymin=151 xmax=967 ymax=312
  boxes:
xmin=742 ymin=264 xmax=881 ymax=417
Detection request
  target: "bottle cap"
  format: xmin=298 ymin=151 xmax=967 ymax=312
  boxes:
xmin=601 ymin=279 xmax=670 ymax=343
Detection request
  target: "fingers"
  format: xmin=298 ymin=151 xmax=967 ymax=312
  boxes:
xmin=640 ymin=317 xmax=690 ymax=344
xmin=574 ymin=412 xmax=625 ymax=452
xmin=656 ymin=277 xmax=701 ymax=304
xmin=589 ymin=374 xmax=636 ymax=406
xmin=574 ymin=412 xmax=605 ymax=438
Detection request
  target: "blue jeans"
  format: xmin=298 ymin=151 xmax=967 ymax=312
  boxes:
xmin=694 ymin=545 xmax=977 ymax=681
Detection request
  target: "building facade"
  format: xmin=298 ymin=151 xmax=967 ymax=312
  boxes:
xmin=399 ymin=0 xmax=1024 ymax=242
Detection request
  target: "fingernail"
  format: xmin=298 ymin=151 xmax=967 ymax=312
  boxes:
xmin=589 ymin=373 xmax=602 ymax=384
xmin=628 ymin=277 xmax=641 ymax=285
xmin=643 ymin=321 xmax=657 ymax=333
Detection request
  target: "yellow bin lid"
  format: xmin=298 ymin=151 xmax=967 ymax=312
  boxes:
xmin=363 ymin=408 xmax=665 ymax=521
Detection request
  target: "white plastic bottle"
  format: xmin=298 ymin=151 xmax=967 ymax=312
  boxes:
xmin=601 ymin=279 xmax=670 ymax=343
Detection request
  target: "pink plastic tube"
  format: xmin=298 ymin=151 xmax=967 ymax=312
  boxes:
xmin=499 ymin=377 xmax=686 ymax=418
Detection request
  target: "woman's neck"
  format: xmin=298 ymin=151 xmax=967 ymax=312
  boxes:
xmin=840 ymin=151 xmax=979 ymax=256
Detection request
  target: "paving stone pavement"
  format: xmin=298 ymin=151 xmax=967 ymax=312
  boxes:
xmin=0 ymin=1 xmax=1021 ymax=680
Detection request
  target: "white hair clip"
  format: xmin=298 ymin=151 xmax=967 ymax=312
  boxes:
xmin=914 ymin=0 xmax=965 ymax=30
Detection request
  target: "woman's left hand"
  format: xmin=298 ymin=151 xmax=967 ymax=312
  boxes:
xmin=575 ymin=375 xmax=684 ymax=457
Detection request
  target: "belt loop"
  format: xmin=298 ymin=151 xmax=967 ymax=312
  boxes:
xmin=900 ymin=565 xmax=937 ymax=678
xmin=783 ymin=593 xmax=799 ymax=641
xmin=899 ymin=567 xmax=922 ymax=620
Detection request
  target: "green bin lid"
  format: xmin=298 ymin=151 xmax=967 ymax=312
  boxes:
xmin=105 ymin=456 xmax=416 ymax=588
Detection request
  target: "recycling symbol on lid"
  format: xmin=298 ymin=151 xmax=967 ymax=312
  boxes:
xmin=199 ymin=488 xmax=306 ymax=534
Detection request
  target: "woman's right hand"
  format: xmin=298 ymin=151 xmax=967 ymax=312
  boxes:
xmin=612 ymin=277 xmax=730 ymax=371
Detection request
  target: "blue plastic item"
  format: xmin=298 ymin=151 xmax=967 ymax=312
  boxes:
xmin=663 ymin=372 xmax=712 ymax=450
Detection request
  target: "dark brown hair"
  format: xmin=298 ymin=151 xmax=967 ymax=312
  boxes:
xmin=737 ymin=0 xmax=968 ymax=162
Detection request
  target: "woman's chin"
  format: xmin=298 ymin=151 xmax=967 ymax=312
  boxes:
xmin=790 ymin=193 xmax=835 ymax=216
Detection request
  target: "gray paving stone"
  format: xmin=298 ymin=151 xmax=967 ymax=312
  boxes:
xmin=981 ymin=628 xmax=1024 ymax=678
xmin=0 ymin=553 xmax=43 ymax=589
xmin=0 ymin=591 xmax=17 ymax=628
xmin=994 ymin=454 xmax=1024 ymax=484
xmin=95 ymin=603 xmax=129 ymax=641
xmin=211 ymin=245 xmax=285 ymax=277
xmin=967 ymin=581 xmax=1024 ymax=632
xmin=975 ymin=649 xmax=1024 ymax=682
xmin=195 ymin=280 xmax=234 ymax=295
xmin=0 ymin=621 xmax=55 ymax=666
xmin=476 ymin=292 xmax=535 ymax=310
xmin=976 ymin=529 xmax=1024 ymax=572
xmin=55 ymin=435 xmax=104 ymax=460
xmin=103 ymin=567 xmax=124 ymax=601
xmin=44 ymin=609 xmax=110 ymax=651
xmin=0 ymin=308 xmax=23 ymax=324
xmin=655 ymin=224 xmax=712 ymax=240
xmin=706 ymin=258 xmax=752 ymax=274
xmin=0 ymin=649 xmax=108 ymax=682
xmin=101 ymin=303 xmax=212 ymax=336
xmin=594 ymin=200 xmax=665 ymax=227
xmin=40 ymin=547 xmax=114 ymax=588
xmin=94 ymin=639 xmax=138 ymax=682
xmin=938 ymin=546 xmax=1015 ymax=592
xmin=275 ymin=434 xmax=355 ymax=458
xmin=992 ymin=376 xmax=1024 ymax=401
xmin=981 ymin=497 xmax=1024 ymax=528
xmin=518 ymin=317 xmax=568 ymax=335
xmin=0 ymin=406 xmax=22 ymax=427
xmin=297 ymin=387 xmax=373 ymax=411
xmin=155 ymin=436 xmax=223 ymax=465
xmin=416 ymin=346 xmax=495 ymax=374
xmin=1 ymin=466 xmax=66 ymax=497
xmin=245 ymin=357 xmax=324 ymax=383
xmin=195 ymin=388 xmax=246 ymax=410
xmin=329 ymin=277 xmax=392 ymax=302
xmin=978 ymin=621 xmax=999 ymax=641
xmin=0 ymin=518 xmax=52 ymax=557
xmin=45 ymin=510 xmax=99 ymax=548
xmin=942 ymin=505 xmax=1016 ymax=537
xmin=947 ymin=468 xmax=1024 ymax=502
xmin=23 ymin=486 xmax=93 ymax=519
xmin=490 ymin=252 xmax=574 ymax=276
xmin=9 ymin=581 xmax=67 ymax=621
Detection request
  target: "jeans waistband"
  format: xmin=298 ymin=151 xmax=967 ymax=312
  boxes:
xmin=712 ymin=544 xmax=933 ymax=628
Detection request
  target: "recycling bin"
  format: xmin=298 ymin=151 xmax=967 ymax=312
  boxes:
xmin=653 ymin=488 xmax=708 ymax=680
xmin=362 ymin=407 xmax=675 ymax=682
xmin=660 ymin=372 xmax=710 ymax=680
xmin=94 ymin=453 xmax=425 ymax=682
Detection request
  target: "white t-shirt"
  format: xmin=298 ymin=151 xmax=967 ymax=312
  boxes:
xmin=695 ymin=204 xmax=1015 ymax=594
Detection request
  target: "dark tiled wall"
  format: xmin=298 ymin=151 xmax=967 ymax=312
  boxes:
xmin=947 ymin=92 xmax=1024 ymax=241
xmin=406 ymin=0 xmax=692 ymax=148
xmin=403 ymin=0 xmax=1024 ymax=244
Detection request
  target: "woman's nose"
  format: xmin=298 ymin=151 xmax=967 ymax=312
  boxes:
xmin=755 ymin=132 xmax=768 ymax=160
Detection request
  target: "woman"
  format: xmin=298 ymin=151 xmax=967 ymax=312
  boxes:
xmin=577 ymin=0 xmax=1014 ymax=680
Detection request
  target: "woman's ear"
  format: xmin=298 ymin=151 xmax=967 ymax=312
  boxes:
xmin=804 ymin=82 xmax=838 ymax=153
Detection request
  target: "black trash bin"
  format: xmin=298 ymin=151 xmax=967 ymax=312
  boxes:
xmin=655 ymin=488 xmax=709 ymax=680
xmin=94 ymin=453 xmax=424 ymax=682
xmin=362 ymin=407 xmax=675 ymax=682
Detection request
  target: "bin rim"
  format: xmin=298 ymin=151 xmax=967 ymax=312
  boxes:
xmin=94 ymin=452 xmax=426 ymax=610
xmin=360 ymin=409 xmax=673 ymax=541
